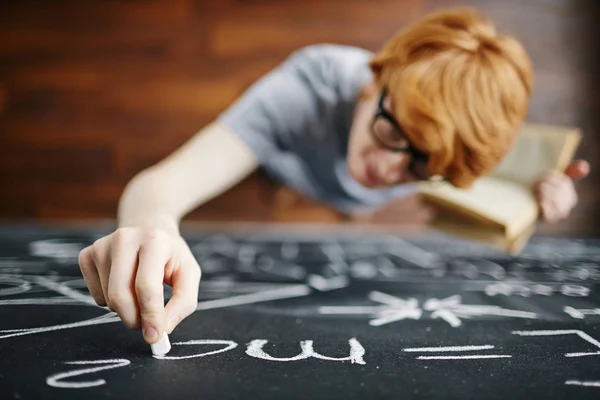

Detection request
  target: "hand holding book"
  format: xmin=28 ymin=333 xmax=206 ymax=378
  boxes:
xmin=534 ymin=159 xmax=590 ymax=223
xmin=419 ymin=123 xmax=587 ymax=254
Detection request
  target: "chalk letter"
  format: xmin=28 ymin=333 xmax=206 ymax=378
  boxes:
xmin=246 ymin=338 xmax=366 ymax=364
xmin=155 ymin=339 xmax=238 ymax=360
xmin=46 ymin=359 xmax=131 ymax=389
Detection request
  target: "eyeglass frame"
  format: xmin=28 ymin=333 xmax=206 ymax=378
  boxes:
xmin=369 ymin=86 xmax=441 ymax=182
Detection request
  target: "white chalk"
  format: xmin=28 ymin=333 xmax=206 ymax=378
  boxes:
xmin=151 ymin=332 xmax=171 ymax=356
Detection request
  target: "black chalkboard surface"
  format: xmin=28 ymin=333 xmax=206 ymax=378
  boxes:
xmin=1 ymin=224 xmax=599 ymax=399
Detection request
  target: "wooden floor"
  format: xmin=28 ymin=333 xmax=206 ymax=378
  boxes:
xmin=0 ymin=0 xmax=599 ymax=235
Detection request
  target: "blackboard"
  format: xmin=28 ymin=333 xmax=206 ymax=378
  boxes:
xmin=1 ymin=224 xmax=599 ymax=399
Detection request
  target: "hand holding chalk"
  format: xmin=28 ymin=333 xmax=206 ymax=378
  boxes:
xmin=78 ymin=228 xmax=202 ymax=346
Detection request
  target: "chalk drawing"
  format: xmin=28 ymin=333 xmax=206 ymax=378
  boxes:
xmin=46 ymin=359 xmax=131 ymax=389
xmin=196 ymin=284 xmax=311 ymax=311
xmin=564 ymin=306 xmax=600 ymax=319
xmin=0 ymin=312 xmax=120 ymax=340
xmin=0 ymin=275 xmax=31 ymax=296
xmin=485 ymin=282 xmax=554 ymax=297
xmin=246 ymin=338 xmax=365 ymax=364
xmin=307 ymin=274 xmax=349 ymax=292
xmin=565 ymin=380 xmax=600 ymax=388
xmin=416 ymin=355 xmax=511 ymax=360
xmin=403 ymin=345 xmax=495 ymax=352
xmin=0 ymin=297 xmax=89 ymax=306
xmin=402 ymin=345 xmax=511 ymax=359
xmin=512 ymin=330 xmax=600 ymax=357
xmin=29 ymin=239 xmax=84 ymax=263
xmin=561 ymin=285 xmax=591 ymax=297
xmin=33 ymin=276 xmax=100 ymax=307
xmin=320 ymin=292 xmax=537 ymax=328
xmin=154 ymin=340 xmax=238 ymax=360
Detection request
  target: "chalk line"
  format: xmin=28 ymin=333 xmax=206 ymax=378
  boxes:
xmin=307 ymin=274 xmax=349 ymax=292
xmin=512 ymin=330 xmax=600 ymax=357
xmin=386 ymin=238 xmax=440 ymax=268
xmin=0 ymin=297 xmax=88 ymax=306
xmin=565 ymin=380 xmax=600 ymax=388
xmin=565 ymin=352 xmax=600 ymax=358
xmin=417 ymin=355 xmax=512 ymax=360
xmin=368 ymin=291 xmax=415 ymax=307
xmin=0 ymin=276 xmax=31 ymax=296
xmin=33 ymin=276 xmax=99 ymax=307
xmin=46 ymin=359 xmax=131 ymax=389
xmin=245 ymin=338 xmax=366 ymax=364
xmin=431 ymin=309 xmax=462 ymax=328
xmin=403 ymin=345 xmax=495 ymax=352
xmin=196 ymin=284 xmax=311 ymax=311
xmin=154 ymin=340 xmax=238 ymax=360
xmin=318 ymin=306 xmax=389 ymax=315
xmin=369 ymin=309 xmax=422 ymax=327
xmin=0 ymin=312 xmax=120 ymax=340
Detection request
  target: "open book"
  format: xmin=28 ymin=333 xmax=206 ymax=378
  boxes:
xmin=418 ymin=123 xmax=583 ymax=254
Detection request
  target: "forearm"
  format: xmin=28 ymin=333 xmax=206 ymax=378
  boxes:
xmin=117 ymin=169 xmax=182 ymax=235
xmin=117 ymin=122 xmax=259 ymax=234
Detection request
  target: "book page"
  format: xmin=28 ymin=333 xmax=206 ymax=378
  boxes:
xmin=489 ymin=124 xmax=582 ymax=186
xmin=419 ymin=177 xmax=539 ymax=240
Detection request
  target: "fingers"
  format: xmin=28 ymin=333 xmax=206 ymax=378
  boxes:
xmin=78 ymin=227 xmax=197 ymax=341
xmin=108 ymin=229 xmax=141 ymax=330
xmin=536 ymin=171 xmax=577 ymax=223
xmin=90 ymin=236 xmax=113 ymax=310
xmin=164 ymin=250 xmax=201 ymax=334
xmin=136 ymin=230 xmax=170 ymax=344
xmin=78 ymin=246 xmax=106 ymax=306
xmin=564 ymin=159 xmax=590 ymax=181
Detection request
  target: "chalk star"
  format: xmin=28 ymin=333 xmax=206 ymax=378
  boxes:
xmin=319 ymin=292 xmax=538 ymax=328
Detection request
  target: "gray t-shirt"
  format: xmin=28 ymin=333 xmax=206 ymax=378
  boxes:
xmin=218 ymin=44 xmax=419 ymax=214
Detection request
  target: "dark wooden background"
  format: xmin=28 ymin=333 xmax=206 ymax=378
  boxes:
xmin=0 ymin=0 xmax=598 ymax=234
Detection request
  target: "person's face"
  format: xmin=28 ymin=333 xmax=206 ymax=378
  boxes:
xmin=347 ymin=85 xmax=432 ymax=189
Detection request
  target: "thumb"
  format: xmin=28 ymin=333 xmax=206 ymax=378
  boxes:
xmin=164 ymin=257 xmax=201 ymax=334
xmin=564 ymin=160 xmax=590 ymax=181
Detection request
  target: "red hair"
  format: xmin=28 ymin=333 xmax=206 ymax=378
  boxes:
xmin=369 ymin=7 xmax=533 ymax=188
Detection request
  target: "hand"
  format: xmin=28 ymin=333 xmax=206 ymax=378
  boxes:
xmin=533 ymin=160 xmax=590 ymax=223
xmin=78 ymin=227 xmax=201 ymax=344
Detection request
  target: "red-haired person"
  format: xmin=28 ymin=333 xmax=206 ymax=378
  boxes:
xmin=78 ymin=7 xmax=590 ymax=345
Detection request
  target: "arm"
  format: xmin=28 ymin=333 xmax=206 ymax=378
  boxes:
xmin=117 ymin=121 xmax=259 ymax=233
xmin=78 ymin=121 xmax=259 ymax=346
xmin=79 ymin=44 xmax=332 ymax=347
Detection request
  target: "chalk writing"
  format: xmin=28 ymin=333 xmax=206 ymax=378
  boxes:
xmin=402 ymin=344 xmax=511 ymax=360
xmin=565 ymin=380 xmax=600 ymax=388
xmin=195 ymin=284 xmax=311 ymax=311
xmin=485 ymin=282 xmax=554 ymax=297
xmin=155 ymin=339 xmax=239 ymax=360
xmin=0 ymin=312 xmax=120 ymax=340
xmin=246 ymin=338 xmax=366 ymax=364
xmin=561 ymin=285 xmax=591 ymax=297
xmin=29 ymin=239 xmax=84 ymax=264
xmin=307 ymin=274 xmax=350 ymax=291
xmin=0 ymin=275 xmax=31 ymax=296
xmin=512 ymin=330 xmax=600 ymax=357
xmin=564 ymin=306 xmax=600 ymax=319
xmin=46 ymin=359 xmax=131 ymax=389
xmin=320 ymin=292 xmax=537 ymax=328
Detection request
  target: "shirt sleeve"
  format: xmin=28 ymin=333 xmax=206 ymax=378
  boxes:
xmin=217 ymin=45 xmax=337 ymax=166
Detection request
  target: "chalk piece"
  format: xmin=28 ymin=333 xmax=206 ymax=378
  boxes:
xmin=151 ymin=332 xmax=171 ymax=356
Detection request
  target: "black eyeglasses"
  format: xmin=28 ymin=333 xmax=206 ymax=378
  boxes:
xmin=370 ymin=86 xmax=436 ymax=182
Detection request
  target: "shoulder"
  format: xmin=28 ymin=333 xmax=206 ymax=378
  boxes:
xmin=287 ymin=43 xmax=373 ymax=62
xmin=284 ymin=44 xmax=373 ymax=73
xmin=282 ymin=44 xmax=374 ymax=96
